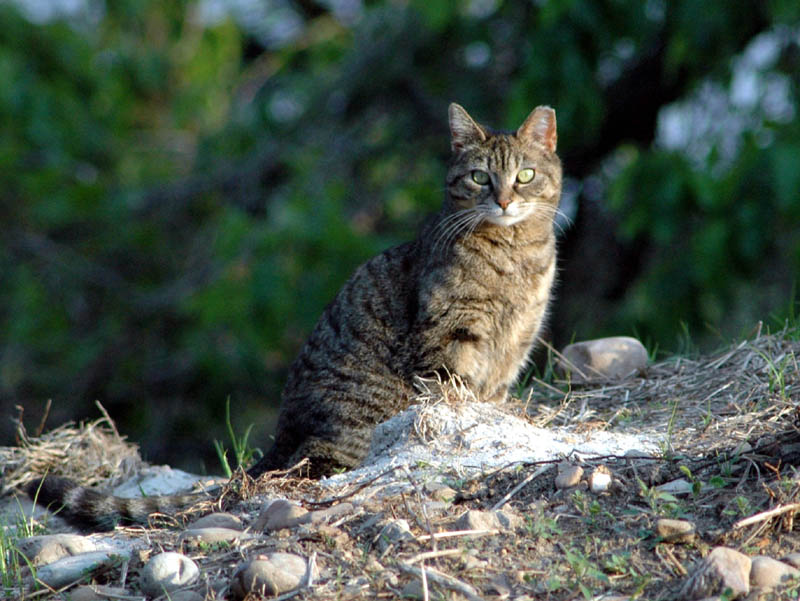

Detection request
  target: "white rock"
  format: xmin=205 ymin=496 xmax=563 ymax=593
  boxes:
xmin=558 ymin=336 xmax=648 ymax=383
xmin=139 ymin=551 xmax=199 ymax=597
xmin=589 ymin=466 xmax=612 ymax=493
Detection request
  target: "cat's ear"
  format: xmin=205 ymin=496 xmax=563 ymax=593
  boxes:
xmin=517 ymin=106 xmax=557 ymax=152
xmin=449 ymin=103 xmax=486 ymax=152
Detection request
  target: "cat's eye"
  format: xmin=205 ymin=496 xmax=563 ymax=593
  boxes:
xmin=516 ymin=168 xmax=535 ymax=184
xmin=471 ymin=170 xmax=490 ymax=185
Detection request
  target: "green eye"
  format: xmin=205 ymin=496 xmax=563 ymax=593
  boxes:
xmin=516 ymin=168 xmax=535 ymax=184
xmin=471 ymin=170 xmax=490 ymax=185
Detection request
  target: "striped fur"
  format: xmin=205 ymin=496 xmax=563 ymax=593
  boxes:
xmin=26 ymin=103 xmax=562 ymax=530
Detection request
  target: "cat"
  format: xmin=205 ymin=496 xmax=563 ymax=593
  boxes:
xmin=26 ymin=103 xmax=562 ymax=530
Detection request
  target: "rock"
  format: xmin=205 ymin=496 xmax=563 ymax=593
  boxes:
xmin=750 ymin=555 xmax=800 ymax=590
xmin=308 ymin=502 xmax=355 ymax=524
xmin=34 ymin=550 xmax=132 ymax=589
xmin=589 ymin=466 xmax=612 ymax=493
xmin=17 ymin=534 xmax=99 ymax=566
xmin=558 ymin=336 xmax=648 ymax=383
xmin=656 ymin=478 xmax=694 ymax=496
xmin=179 ymin=527 xmax=255 ymax=546
xmin=781 ymin=552 xmax=800 ymax=569
xmin=66 ymin=585 xmax=131 ymax=601
xmin=424 ymin=481 xmax=457 ymax=502
xmin=555 ymin=464 xmax=584 ymax=489
xmin=656 ymin=518 xmax=696 ymax=544
xmin=231 ymin=552 xmax=313 ymax=599
xmin=375 ymin=519 xmax=415 ymax=552
xmin=187 ymin=512 xmax=244 ymax=530
xmin=139 ymin=551 xmax=199 ymax=597
xmin=252 ymin=499 xmax=310 ymax=532
xmin=164 ymin=591 xmax=205 ymax=601
xmin=454 ymin=509 xmax=522 ymax=532
xmin=680 ymin=546 xmax=751 ymax=599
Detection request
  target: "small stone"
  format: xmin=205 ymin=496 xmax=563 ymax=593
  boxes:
xmin=401 ymin=579 xmax=426 ymax=600
xmin=253 ymin=499 xmax=310 ymax=532
xmin=656 ymin=478 xmax=694 ymax=496
xmin=454 ymin=509 xmax=521 ymax=533
xmin=187 ymin=512 xmax=244 ymax=530
xmin=750 ymin=555 xmax=800 ymax=590
xmin=375 ymin=519 xmax=415 ymax=552
xmin=231 ymin=552 xmax=313 ymax=599
xmin=624 ymin=449 xmax=654 ymax=460
xmin=424 ymin=481 xmax=457 ymax=502
xmin=17 ymin=534 xmax=98 ymax=566
xmin=656 ymin=518 xmax=696 ymax=544
xmin=558 ymin=336 xmax=648 ymax=383
xmin=680 ymin=546 xmax=751 ymax=600
xmin=179 ymin=527 xmax=254 ymax=546
xmin=555 ymin=464 xmax=584 ymax=489
xmin=66 ymin=585 xmax=130 ymax=601
xmin=139 ymin=551 xmax=199 ymax=597
xmin=34 ymin=550 xmax=132 ymax=589
xmin=589 ymin=466 xmax=612 ymax=493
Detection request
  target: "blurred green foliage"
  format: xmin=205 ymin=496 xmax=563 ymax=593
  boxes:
xmin=0 ymin=0 xmax=798 ymax=468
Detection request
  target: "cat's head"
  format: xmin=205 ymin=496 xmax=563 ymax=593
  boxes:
xmin=445 ymin=104 xmax=562 ymax=227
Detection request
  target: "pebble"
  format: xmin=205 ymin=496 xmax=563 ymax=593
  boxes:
xmin=656 ymin=518 xmax=696 ymax=544
xmin=555 ymin=464 xmax=584 ymax=489
xmin=139 ymin=551 xmax=200 ymax=597
xmin=231 ymin=552 xmax=312 ymax=599
xmin=67 ymin=585 xmax=133 ymax=601
xmin=375 ymin=519 xmax=415 ymax=552
xmin=558 ymin=336 xmax=648 ymax=383
xmin=656 ymin=478 xmax=694 ymax=496
xmin=589 ymin=466 xmax=612 ymax=493
xmin=17 ymin=534 xmax=99 ymax=566
xmin=187 ymin=512 xmax=244 ymax=530
xmin=424 ymin=481 xmax=457 ymax=502
xmin=750 ymin=555 xmax=800 ymax=590
xmin=454 ymin=509 xmax=522 ymax=532
xmin=179 ymin=527 xmax=255 ymax=546
xmin=307 ymin=502 xmax=355 ymax=524
xmin=34 ymin=550 xmax=132 ymax=589
xmin=680 ymin=546 xmax=751 ymax=600
xmin=253 ymin=499 xmax=310 ymax=531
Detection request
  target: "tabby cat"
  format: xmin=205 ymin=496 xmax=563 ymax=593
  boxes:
xmin=26 ymin=103 xmax=562 ymax=530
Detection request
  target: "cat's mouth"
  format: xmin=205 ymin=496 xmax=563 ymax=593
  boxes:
xmin=484 ymin=204 xmax=530 ymax=227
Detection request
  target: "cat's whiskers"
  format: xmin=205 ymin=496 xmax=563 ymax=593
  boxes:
xmin=432 ymin=208 xmax=484 ymax=254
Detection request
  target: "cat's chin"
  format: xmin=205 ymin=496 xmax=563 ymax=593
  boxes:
xmin=484 ymin=212 xmax=530 ymax=227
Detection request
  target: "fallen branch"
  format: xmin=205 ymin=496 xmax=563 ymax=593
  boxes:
xmin=734 ymin=503 xmax=800 ymax=529
xmin=399 ymin=563 xmax=484 ymax=601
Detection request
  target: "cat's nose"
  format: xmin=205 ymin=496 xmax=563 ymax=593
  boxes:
xmin=496 ymin=194 xmax=512 ymax=210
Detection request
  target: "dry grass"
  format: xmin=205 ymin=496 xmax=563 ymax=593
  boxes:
xmin=3 ymin=325 xmax=800 ymax=600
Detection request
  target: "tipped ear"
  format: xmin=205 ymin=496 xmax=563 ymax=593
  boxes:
xmin=449 ymin=103 xmax=486 ymax=152
xmin=516 ymin=106 xmax=557 ymax=152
